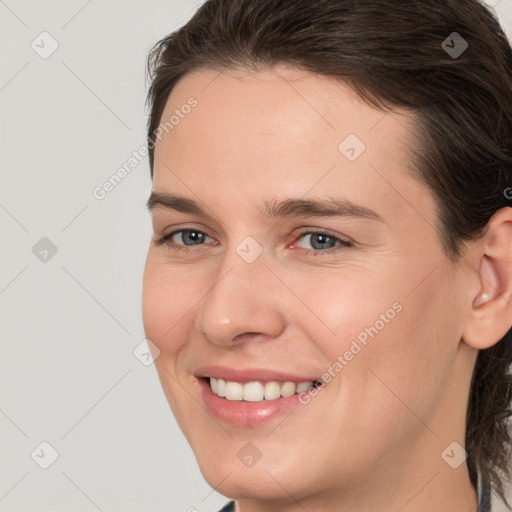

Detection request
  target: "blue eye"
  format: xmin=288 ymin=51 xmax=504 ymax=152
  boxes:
xmin=155 ymin=229 xmax=213 ymax=250
xmin=294 ymin=231 xmax=352 ymax=255
xmin=154 ymin=228 xmax=352 ymax=256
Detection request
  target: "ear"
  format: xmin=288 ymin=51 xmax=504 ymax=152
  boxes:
xmin=462 ymin=207 xmax=512 ymax=350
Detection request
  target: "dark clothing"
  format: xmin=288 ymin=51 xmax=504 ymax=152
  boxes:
xmin=217 ymin=502 xmax=236 ymax=512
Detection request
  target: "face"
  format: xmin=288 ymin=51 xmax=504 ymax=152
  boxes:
xmin=142 ymin=65 xmax=474 ymax=504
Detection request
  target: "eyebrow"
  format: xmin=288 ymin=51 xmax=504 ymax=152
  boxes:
xmin=146 ymin=191 xmax=384 ymax=222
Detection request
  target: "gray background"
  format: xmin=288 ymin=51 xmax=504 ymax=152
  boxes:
xmin=0 ymin=1 xmax=511 ymax=511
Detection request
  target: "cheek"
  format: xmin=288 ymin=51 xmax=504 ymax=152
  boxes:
xmin=142 ymin=255 xmax=201 ymax=428
xmin=295 ymin=262 xmax=460 ymax=441
xmin=336 ymin=269 xmax=461 ymax=436
xmin=292 ymin=263 xmax=406 ymax=358
xmin=141 ymin=252 xmax=197 ymax=354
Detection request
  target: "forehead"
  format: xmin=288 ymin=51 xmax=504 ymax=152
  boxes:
xmin=155 ymin=64 xmax=412 ymax=164
xmin=152 ymin=65 xmax=434 ymax=227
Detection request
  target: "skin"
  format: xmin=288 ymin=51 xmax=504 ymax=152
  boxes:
xmin=142 ymin=64 xmax=512 ymax=511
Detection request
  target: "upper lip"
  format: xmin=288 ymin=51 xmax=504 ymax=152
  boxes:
xmin=194 ymin=365 xmax=319 ymax=383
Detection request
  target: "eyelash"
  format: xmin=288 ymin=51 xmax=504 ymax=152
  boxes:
xmin=154 ymin=228 xmax=353 ymax=257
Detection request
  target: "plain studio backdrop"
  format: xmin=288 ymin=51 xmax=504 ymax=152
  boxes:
xmin=1 ymin=1 xmax=511 ymax=511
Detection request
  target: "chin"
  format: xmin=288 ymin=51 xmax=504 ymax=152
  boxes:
xmin=193 ymin=443 xmax=322 ymax=504
xmin=201 ymin=464 xmax=300 ymax=502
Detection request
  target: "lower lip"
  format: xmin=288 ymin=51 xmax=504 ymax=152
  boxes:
xmin=197 ymin=378 xmax=305 ymax=427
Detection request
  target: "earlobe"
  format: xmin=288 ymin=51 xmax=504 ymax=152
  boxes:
xmin=462 ymin=208 xmax=512 ymax=350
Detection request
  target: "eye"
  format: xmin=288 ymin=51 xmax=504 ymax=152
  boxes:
xmin=293 ymin=230 xmax=353 ymax=256
xmin=154 ymin=227 xmax=353 ymax=256
xmin=154 ymin=229 xmax=215 ymax=251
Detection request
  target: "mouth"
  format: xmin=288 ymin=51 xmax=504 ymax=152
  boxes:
xmin=194 ymin=366 xmax=324 ymax=427
xmin=206 ymin=377 xmax=321 ymax=402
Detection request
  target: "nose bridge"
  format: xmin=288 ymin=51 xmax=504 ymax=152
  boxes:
xmin=194 ymin=241 xmax=286 ymax=345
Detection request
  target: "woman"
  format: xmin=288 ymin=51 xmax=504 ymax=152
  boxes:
xmin=142 ymin=0 xmax=512 ymax=510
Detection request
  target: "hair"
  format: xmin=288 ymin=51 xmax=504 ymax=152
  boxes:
xmin=145 ymin=0 xmax=512 ymax=505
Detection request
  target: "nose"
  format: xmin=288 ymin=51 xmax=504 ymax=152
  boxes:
xmin=193 ymin=252 xmax=287 ymax=346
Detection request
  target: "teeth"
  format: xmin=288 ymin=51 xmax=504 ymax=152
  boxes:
xmin=264 ymin=381 xmax=281 ymax=400
xmin=225 ymin=381 xmax=243 ymax=400
xmin=280 ymin=381 xmax=296 ymax=397
xmin=243 ymin=381 xmax=264 ymax=402
xmin=208 ymin=378 xmax=314 ymax=402
xmin=216 ymin=378 xmax=226 ymax=397
xmin=296 ymin=381 xmax=313 ymax=393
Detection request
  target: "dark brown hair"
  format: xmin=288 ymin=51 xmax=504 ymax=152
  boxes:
xmin=145 ymin=0 xmax=512 ymax=505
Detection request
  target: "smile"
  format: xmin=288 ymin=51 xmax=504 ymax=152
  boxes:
xmin=209 ymin=378 xmax=316 ymax=402
xmin=195 ymin=366 xmax=324 ymax=426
